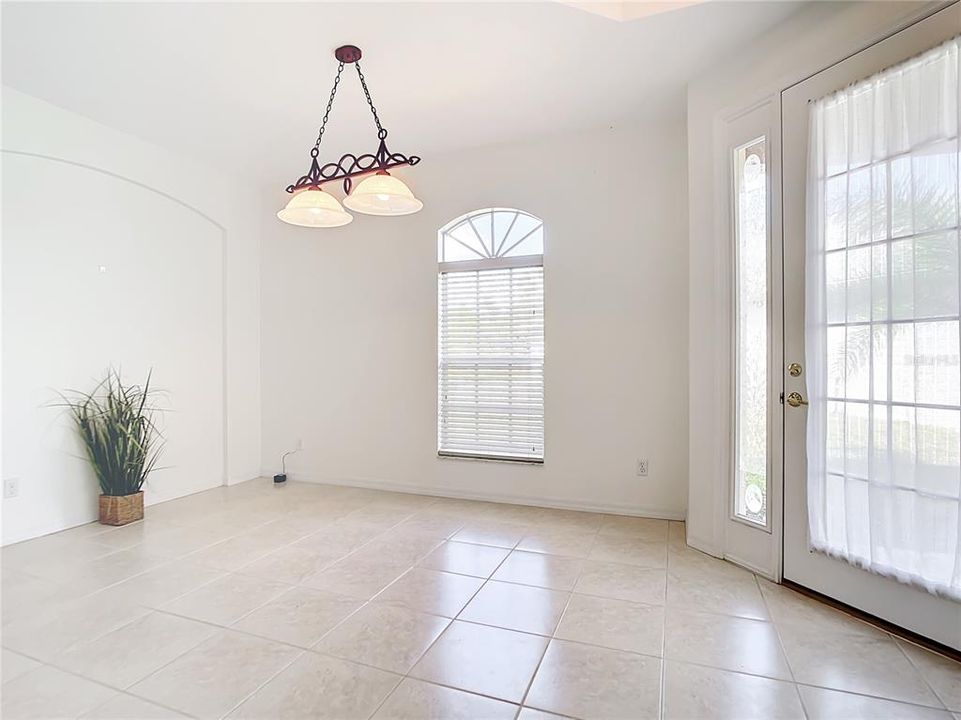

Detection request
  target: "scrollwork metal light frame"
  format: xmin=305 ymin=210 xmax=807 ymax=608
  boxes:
xmin=284 ymin=45 xmax=420 ymax=196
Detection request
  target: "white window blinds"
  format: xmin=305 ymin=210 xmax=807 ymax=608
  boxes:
xmin=438 ymin=264 xmax=544 ymax=461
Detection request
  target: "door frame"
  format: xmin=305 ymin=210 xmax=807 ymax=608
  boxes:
xmin=703 ymin=1 xmax=956 ymax=586
xmin=779 ymin=1 xmax=961 ymax=650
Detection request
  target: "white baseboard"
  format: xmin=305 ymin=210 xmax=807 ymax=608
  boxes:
xmin=685 ymin=533 xmax=723 ymax=558
xmin=2 ymin=479 xmax=224 ymax=547
xmin=290 ymin=473 xmax=687 ymax=521
xmin=723 ymin=551 xmax=777 ymax=580
xmin=677 ymin=534 xmax=774 ymax=578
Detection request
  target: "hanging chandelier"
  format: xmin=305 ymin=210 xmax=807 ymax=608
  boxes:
xmin=278 ymin=45 xmax=422 ymax=228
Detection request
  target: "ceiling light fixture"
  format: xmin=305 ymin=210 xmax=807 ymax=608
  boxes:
xmin=278 ymin=45 xmax=422 ymax=228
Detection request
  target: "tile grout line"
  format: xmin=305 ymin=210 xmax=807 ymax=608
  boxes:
xmin=139 ymin=505 xmax=443 ymax=639
xmin=370 ymin=527 xmax=551 ymax=716
xmin=298 ymin=534 xmax=481 ymax=656
xmin=659 ymin=525 xmax=672 ymax=720
xmin=516 ymin=524 xmax=600 ymax=716
xmin=254 ymin=532 xmax=489 ymax=720
xmin=400 ymin=534 xmax=519 ymax=669
xmin=108 ymin=613 xmax=305 ymax=717
xmin=118 ymin=568 xmax=297 ymax=641
xmin=752 ymin=573 xmax=809 ymax=720
xmin=788 ymin=679 xmax=956 ymax=713
xmin=890 ymin=631 xmax=952 ymax=711
xmin=757 ymin=580 xmax=956 ymax=712
xmin=275 ymin=529 xmax=553 ymax=718
xmin=7 ymin=657 xmax=202 ymax=720
xmin=162 ymin=492 xmax=434 ymax=586
xmin=86 ymin=688 xmax=201 ymax=720
xmin=362 ymin=674 xmax=406 ymax=720
xmin=212 ymin=647 xmax=307 ymax=720
xmin=753 ymin=575 xmax=799 ymax=683
xmin=4 ymin=506 xmax=310 ymax=631
xmin=105 ymin=518 xmax=530 ymax=670
xmin=55 ymin=499 xmax=436 ymax=716
xmin=42 ymin=610 xmax=225 ymax=692
xmin=119 ymin=494 xmax=429 ymax=718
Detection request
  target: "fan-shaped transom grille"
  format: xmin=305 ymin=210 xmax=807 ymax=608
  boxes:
xmin=438 ymin=208 xmax=543 ymax=264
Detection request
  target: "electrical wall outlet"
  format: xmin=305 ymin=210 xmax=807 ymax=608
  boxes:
xmin=3 ymin=477 xmax=20 ymax=499
xmin=636 ymin=459 xmax=649 ymax=477
xmin=295 ymin=438 xmax=304 ymax=451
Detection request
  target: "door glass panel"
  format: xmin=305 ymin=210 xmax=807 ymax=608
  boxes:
xmin=734 ymin=137 xmax=769 ymax=527
xmin=806 ymin=35 xmax=961 ymax=600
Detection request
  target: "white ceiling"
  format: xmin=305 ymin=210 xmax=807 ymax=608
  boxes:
xmin=2 ymin=1 xmax=804 ymax=188
xmin=565 ymin=1 xmax=710 ymax=22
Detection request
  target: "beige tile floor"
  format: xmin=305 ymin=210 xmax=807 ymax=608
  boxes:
xmin=2 ymin=479 xmax=959 ymax=719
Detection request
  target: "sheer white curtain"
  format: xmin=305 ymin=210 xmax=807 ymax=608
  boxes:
xmin=806 ymin=36 xmax=961 ymax=599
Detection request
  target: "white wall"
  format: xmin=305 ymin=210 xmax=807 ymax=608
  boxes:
xmin=261 ymin=115 xmax=690 ymax=517
xmin=1 ymin=89 xmax=262 ymax=544
xmin=685 ymin=1 xmax=941 ymax=558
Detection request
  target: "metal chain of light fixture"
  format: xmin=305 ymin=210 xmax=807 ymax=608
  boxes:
xmin=354 ymin=61 xmax=384 ymax=137
xmin=311 ymin=61 xmax=345 ymax=157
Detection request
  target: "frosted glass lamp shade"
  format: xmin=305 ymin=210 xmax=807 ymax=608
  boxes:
xmin=277 ymin=189 xmax=353 ymax=227
xmin=343 ymin=172 xmax=423 ymax=216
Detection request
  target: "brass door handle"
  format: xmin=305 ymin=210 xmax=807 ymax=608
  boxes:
xmin=786 ymin=392 xmax=808 ymax=408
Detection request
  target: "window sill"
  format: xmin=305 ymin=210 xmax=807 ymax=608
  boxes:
xmin=437 ymin=452 xmax=544 ymax=466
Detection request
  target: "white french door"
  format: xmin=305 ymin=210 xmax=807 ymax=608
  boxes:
xmin=782 ymin=4 xmax=961 ymax=650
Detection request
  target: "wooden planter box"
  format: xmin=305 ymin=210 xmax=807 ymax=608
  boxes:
xmin=99 ymin=491 xmax=144 ymax=526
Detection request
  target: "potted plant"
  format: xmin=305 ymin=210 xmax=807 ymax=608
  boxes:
xmin=60 ymin=370 xmax=163 ymax=526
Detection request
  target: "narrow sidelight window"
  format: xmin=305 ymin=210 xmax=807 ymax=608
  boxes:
xmin=733 ymin=137 xmax=770 ymax=526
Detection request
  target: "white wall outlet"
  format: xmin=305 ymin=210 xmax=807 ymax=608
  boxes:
xmin=636 ymin=459 xmax=649 ymax=477
xmin=295 ymin=438 xmax=303 ymax=451
xmin=3 ymin=477 xmax=20 ymax=499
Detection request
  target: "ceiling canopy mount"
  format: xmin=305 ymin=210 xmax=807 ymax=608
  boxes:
xmin=334 ymin=44 xmax=362 ymax=63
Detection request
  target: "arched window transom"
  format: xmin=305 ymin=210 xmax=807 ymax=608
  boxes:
xmin=438 ymin=208 xmax=543 ymax=268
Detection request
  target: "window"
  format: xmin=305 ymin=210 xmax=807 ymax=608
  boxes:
xmin=437 ymin=209 xmax=544 ymax=462
xmin=733 ymin=137 xmax=770 ymax=527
